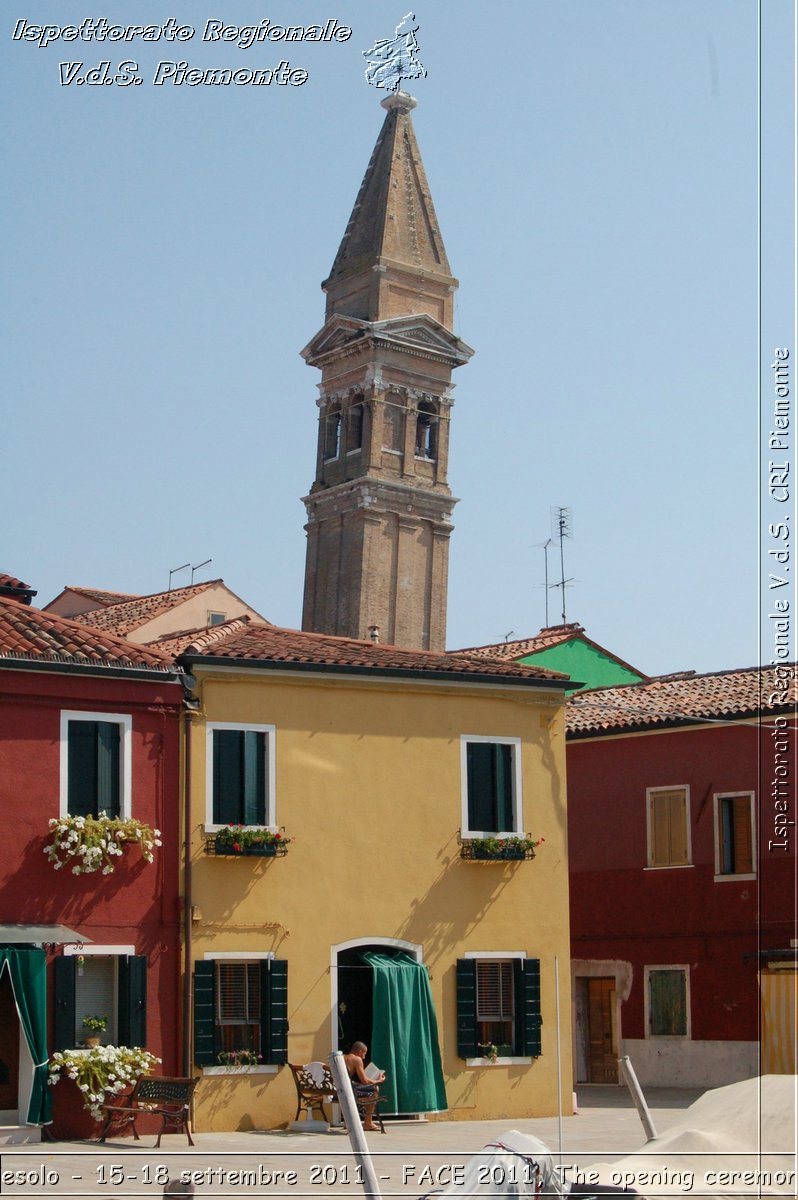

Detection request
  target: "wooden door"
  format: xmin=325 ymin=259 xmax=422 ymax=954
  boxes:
xmin=587 ymin=977 xmax=618 ymax=1083
xmin=0 ymin=971 xmax=20 ymax=1112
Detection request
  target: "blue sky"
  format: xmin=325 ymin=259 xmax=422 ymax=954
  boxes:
xmin=3 ymin=1 xmax=795 ymax=676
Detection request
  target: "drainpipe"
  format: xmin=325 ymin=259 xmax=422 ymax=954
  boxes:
xmin=181 ymin=706 xmax=193 ymax=1077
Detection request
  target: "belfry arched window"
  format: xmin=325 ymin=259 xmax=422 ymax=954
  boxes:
xmin=323 ymin=404 xmax=342 ymax=460
xmin=415 ymin=401 xmax=437 ymax=460
xmin=347 ymin=398 xmax=364 ymax=452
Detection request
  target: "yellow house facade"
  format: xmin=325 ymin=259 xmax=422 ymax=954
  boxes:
xmin=178 ymin=621 xmax=573 ymax=1131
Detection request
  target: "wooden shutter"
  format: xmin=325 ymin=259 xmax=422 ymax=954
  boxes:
xmin=118 ymin=955 xmax=147 ymax=1047
xmin=262 ymin=959 xmax=288 ymax=1064
xmin=649 ymin=789 xmax=688 ymax=866
xmin=53 ymin=955 xmax=76 ymax=1051
xmin=96 ymin=722 xmax=121 ymax=818
xmin=456 ymin=959 xmax=477 ymax=1058
xmin=242 ymin=732 xmax=265 ymax=826
xmin=213 ymin=730 xmax=266 ymax=825
xmin=649 ymin=969 xmax=687 ymax=1035
xmin=514 ymin=958 xmax=543 ymax=1057
xmin=721 ymin=796 xmax=753 ymax=873
xmin=67 ymin=720 xmax=120 ymax=818
xmin=193 ymin=961 xmax=216 ymax=1066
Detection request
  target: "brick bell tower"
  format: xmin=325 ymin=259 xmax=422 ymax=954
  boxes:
xmin=300 ymin=92 xmax=473 ymax=651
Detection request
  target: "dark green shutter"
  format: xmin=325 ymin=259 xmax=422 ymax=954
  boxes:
xmin=514 ymin=958 xmax=542 ymax=1057
xmin=213 ymin=730 xmax=266 ymax=825
xmin=193 ymin=961 xmax=216 ymax=1066
xmin=495 ymin=743 xmax=513 ymax=831
xmin=262 ymin=959 xmax=288 ymax=1064
xmin=466 ymin=743 xmax=514 ymax=832
xmin=53 ymin=955 xmax=76 ymax=1051
xmin=96 ymin=722 xmax=121 ymax=818
xmin=118 ymin=955 xmax=147 ymax=1047
xmin=67 ymin=720 xmax=120 ymax=818
xmin=456 ymin=958 xmax=477 ymax=1058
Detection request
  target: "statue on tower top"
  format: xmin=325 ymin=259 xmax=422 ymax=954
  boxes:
xmin=362 ymin=11 xmax=427 ymax=93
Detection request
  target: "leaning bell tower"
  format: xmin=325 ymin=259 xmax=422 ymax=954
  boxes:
xmin=300 ymin=93 xmax=473 ymax=651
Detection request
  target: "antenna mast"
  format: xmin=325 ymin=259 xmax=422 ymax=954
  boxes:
xmin=550 ymin=506 xmax=573 ymax=623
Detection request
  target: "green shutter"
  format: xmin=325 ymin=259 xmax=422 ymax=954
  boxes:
xmin=118 ymin=955 xmax=147 ymax=1047
xmin=243 ymin=732 xmax=265 ymax=825
xmin=53 ymin=955 xmax=76 ymax=1051
xmin=467 ymin=744 xmax=495 ymax=830
xmin=514 ymin=958 xmax=542 ymax=1057
xmin=456 ymin=959 xmax=477 ymax=1058
xmin=262 ymin=959 xmax=288 ymax=1064
xmin=495 ymin=743 xmax=513 ymax=831
xmin=67 ymin=723 xmax=97 ymax=817
xmin=213 ymin=730 xmax=242 ymax=825
xmin=193 ymin=961 xmax=216 ymax=1066
xmin=96 ymin=721 xmax=121 ymax=818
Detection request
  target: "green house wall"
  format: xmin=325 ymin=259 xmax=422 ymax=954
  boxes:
xmin=518 ymin=639 xmax=644 ymax=693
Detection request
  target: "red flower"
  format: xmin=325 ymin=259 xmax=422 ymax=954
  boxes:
xmin=232 ymin=842 xmax=241 ymax=852
xmin=274 ymin=832 xmax=282 ymax=840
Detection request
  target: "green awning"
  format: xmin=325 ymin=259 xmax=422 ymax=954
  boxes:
xmin=362 ymin=951 xmax=447 ymax=1114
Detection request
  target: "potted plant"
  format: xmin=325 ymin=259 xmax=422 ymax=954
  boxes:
xmin=216 ymin=1048 xmax=262 ymax=1067
xmin=211 ymin=826 xmax=292 ymax=857
xmin=44 ymin=813 xmax=161 ymax=875
xmin=82 ymin=1014 xmax=108 ymax=1048
xmin=477 ymin=1041 xmax=498 ymax=1063
xmin=463 ymin=835 xmax=543 ymax=861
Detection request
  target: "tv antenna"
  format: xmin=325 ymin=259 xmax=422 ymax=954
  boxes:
xmin=550 ymin=506 xmax=574 ymax=623
xmin=168 ymin=558 xmax=213 ymax=591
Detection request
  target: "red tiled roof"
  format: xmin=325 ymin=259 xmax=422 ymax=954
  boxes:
xmin=147 ymin=616 xmax=256 ymax=658
xmin=567 ymin=665 xmax=796 ymax=737
xmin=178 ymin=622 xmax=569 ymax=684
xmin=455 ymin=623 xmax=646 ymax=679
xmin=0 ymin=574 xmax=35 ymax=593
xmin=65 ymin=586 xmax=139 ymax=607
xmin=0 ymin=597 xmax=175 ymax=671
xmin=69 ymin=580 xmax=226 ymax=636
xmin=456 ymin=624 xmax=588 ymax=660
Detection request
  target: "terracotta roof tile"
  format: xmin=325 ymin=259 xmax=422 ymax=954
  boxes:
xmin=0 ymin=574 xmax=34 ymax=593
xmin=456 ymin=624 xmax=588 ymax=660
xmin=147 ymin=616 xmax=257 ymax=658
xmin=70 ymin=580 xmax=225 ymax=636
xmin=0 ymin=597 xmax=175 ymax=671
xmin=65 ymin=586 xmax=139 ymax=606
xmin=179 ymin=622 xmax=569 ymax=684
xmin=567 ymin=665 xmax=796 ymax=737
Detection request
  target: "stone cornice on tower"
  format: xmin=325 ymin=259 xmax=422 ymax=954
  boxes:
xmin=322 ymin=92 xmax=457 ymax=329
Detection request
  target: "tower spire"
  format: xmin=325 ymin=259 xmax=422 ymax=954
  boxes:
xmin=301 ymin=97 xmax=473 ymax=652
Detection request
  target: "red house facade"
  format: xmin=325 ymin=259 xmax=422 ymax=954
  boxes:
xmin=566 ymin=665 xmax=796 ymax=1088
xmin=0 ymin=593 xmax=184 ymax=1135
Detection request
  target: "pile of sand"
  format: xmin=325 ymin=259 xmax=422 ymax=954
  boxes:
xmin=588 ymin=1075 xmax=796 ymax=1199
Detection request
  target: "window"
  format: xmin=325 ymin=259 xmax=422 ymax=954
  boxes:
xmin=347 ymin=400 xmax=364 ymax=452
xmin=60 ymin=711 xmax=132 ymax=819
xmin=461 ymin=736 xmax=522 ymax=836
xmin=646 ymin=786 xmax=691 ymax=867
xmin=646 ymin=967 xmax=689 ymax=1037
xmin=456 ymin=956 xmax=541 ymax=1059
xmin=54 ymin=949 xmax=147 ymax=1050
xmin=207 ymin=611 xmax=227 ymax=626
xmin=323 ymin=405 xmax=342 ymax=460
xmin=415 ymin=401 xmax=437 ymax=459
xmin=206 ymin=723 xmax=275 ymax=829
xmin=715 ymin=792 xmax=755 ymax=878
xmin=193 ymin=957 xmax=287 ymax=1066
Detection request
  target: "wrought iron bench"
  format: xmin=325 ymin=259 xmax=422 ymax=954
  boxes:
xmin=289 ymin=1062 xmax=337 ymax=1124
xmin=98 ymin=1075 xmax=198 ymax=1147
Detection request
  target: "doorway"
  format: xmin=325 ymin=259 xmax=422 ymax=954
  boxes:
xmin=586 ymin=977 xmax=618 ymax=1083
xmin=0 ymin=970 xmax=20 ymax=1115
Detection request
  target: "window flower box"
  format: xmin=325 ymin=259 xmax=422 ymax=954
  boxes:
xmin=460 ymin=835 xmax=542 ymax=862
xmin=205 ymin=826 xmax=291 ymax=857
xmin=44 ymin=814 xmax=161 ymax=875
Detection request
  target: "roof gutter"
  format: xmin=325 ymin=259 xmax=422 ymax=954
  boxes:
xmin=178 ymin=653 xmax=572 ymax=691
xmin=0 ymin=656 xmax=181 ymax=684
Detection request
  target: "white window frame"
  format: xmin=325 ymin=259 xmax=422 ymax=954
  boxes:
xmin=713 ymin=791 xmax=756 ymax=881
xmin=204 ymin=722 xmax=276 ymax=832
xmin=201 ymin=951 xmax=277 ymax=1075
xmin=464 ymin=950 xmax=532 ymax=1066
xmin=644 ymin=965 xmax=690 ymax=1039
xmin=62 ymin=945 xmax=136 ymax=1048
xmin=206 ymin=610 xmax=227 ymax=625
xmin=59 ymin=711 xmax=133 ymax=820
xmin=645 ymin=784 xmax=692 ymax=869
xmin=460 ymin=735 xmax=523 ymax=838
